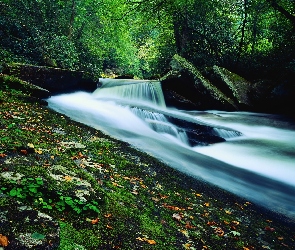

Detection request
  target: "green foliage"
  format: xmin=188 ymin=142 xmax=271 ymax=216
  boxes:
xmin=1 ymin=0 xmax=294 ymax=78
xmin=0 ymin=177 xmax=100 ymax=215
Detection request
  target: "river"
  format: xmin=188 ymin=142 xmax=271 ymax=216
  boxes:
xmin=47 ymin=78 xmax=295 ymax=221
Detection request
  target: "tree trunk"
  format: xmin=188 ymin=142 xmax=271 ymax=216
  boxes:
xmin=266 ymin=0 xmax=295 ymax=29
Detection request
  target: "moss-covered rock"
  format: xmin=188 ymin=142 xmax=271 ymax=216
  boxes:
xmin=2 ymin=63 xmax=97 ymax=94
xmin=161 ymin=55 xmax=238 ymax=111
xmin=0 ymin=73 xmax=50 ymax=99
xmin=211 ymin=65 xmax=253 ymax=108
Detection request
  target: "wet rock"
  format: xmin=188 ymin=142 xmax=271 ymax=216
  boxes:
xmin=2 ymin=63 xmax=97 ymax=94
xmin=161 ymin=54 xmax=238 ymax=111
xmin=0 ymin=199 xmax=59 ymax=249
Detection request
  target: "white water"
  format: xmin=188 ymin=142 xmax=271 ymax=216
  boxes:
xmin=47 ymin=79 xmax=295 ymax=220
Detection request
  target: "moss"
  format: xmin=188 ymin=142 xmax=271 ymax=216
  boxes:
xmin=0 ymin=81 xmax=294 ymax=249
xmin=173 ymin=54 xmax=239 ymax=109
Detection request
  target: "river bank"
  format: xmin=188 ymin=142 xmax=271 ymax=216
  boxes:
xmin=1 ymin=75 xmax=295 ymax=249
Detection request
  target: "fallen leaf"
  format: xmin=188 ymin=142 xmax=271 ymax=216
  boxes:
xmin=264 ymin=226 xmax=275 ymax=232
xmin=0 ymin=234 xmax=9 ymax=247
xmin=172 ymin=213 xmax=182 ymax=221
xmin=163 ymin=203 xmax=184 ymax=211
xmin=104 ymin=214 xmax=112 ymax=218
xmin=35 ymin=149 xmax=43 ymax=154
xmin=106 ymin=225 xmax=113 ymax=229
xmin=183 ymin=243 xmax=191 ymax=249
xmin=151 ymin=197 xmax=160 ymax=202
xmin=136 ymin=237 xmax=156 ymax=244
xmin=225 ymin=210 xmax=232 ymax=214
xmin=207 ymin=221 xmax=216 ymax=226
xmin=185 ymin=221 xmax=195 ymax=229
xmin=91 ymin=218 xmax=99 ymax=224
xmin=215 ymin=227 xmax=225 ymax=237
xmin=112 ymin=182 xmax=124 ymax=188
xmin=20 ymin=149 xmax=28 ymax=155
xmin=64 ymin=176 xmax=72 ymax=181
xmin=204 ymin=202 xmax=210 ymax=207
xmin=146 ymin=239 xmax=156 ymax=245
xmin=195 ymin=193 xmax=202 ymax=197
xmin=136 ymin=237 xmax=145 ymax=242
xmin=0 ymin=153 xmax=7 ymax=158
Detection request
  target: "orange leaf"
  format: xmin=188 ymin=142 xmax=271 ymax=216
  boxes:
xmin=20 ymin=149 xmax=27 ymax=155
xmin=104 ymin=214 xmax=112 ymax=218
xmin=215 ymin=227 xmax=225 ymax=237
xmin=207 ymin=221 xmax=216 ymax=226
xmin=264 ymin=226 xmax=275 ymax=232
xmin=204 ymin=202 xmax=210 ymax=207
xmin=195 ymin=193 xmax=202 ymax=197
xmin=0 ymin=234 xmax=9 ymax=247
xmin=91 ymin=218 xmax=99 ymax=224
xmin=146 ymin=239 xmax=156 ymax=245
xmin=0 ymin=153 xmax=7 ymax=158
xmin=185 ymin=222 xmax=195 ymax=229
xmin=106 ymin=225 xmax=113 ymax=229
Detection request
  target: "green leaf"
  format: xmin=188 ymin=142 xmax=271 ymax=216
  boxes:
xmin=29 ymin=187 xmax=38 ymax=193
xmin=31 ymin=232 xmax=45 ymax=240
xmin=9 ymin=188 xmax=18 ymax=196
xmin=231 ymin=231 xmax=241 ymax=236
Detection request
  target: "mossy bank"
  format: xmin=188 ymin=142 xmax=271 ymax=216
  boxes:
xmin=0 ymin=74 xmax=294 ymax=249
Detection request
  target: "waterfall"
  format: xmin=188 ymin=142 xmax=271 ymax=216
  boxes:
xmin=93 ymin=78 xmax=166 ymax=108
xmin=213 ymin=127 xmax=242 ymax=139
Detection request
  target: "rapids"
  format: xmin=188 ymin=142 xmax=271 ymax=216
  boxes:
xmin=47 ymin=78 xmax=295 ymax=220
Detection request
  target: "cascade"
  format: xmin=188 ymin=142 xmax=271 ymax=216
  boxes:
xmin=93 ymin=78 xmax=241 ymax=146
xmin=93 ymin=78 xmax=166 ymax=108
xmin=47 ymin=78 xmax=295 ymax=220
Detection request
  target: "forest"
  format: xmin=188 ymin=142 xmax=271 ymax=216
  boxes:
xmin=1 ymin=1 xmax=295 ymax=249
xmin=1 ymin=0 xmax=294 ymax=81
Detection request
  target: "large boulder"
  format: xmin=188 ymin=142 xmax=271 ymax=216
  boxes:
xmin=0 ymin=73 xmax=51 ymax=100
xmin=211 ymin=65 xmax=253 ymax=109
xmin=2 ymin=63 xmax=97 ymax=95
xmin=161 ymin=55 xmax=239 ymax=111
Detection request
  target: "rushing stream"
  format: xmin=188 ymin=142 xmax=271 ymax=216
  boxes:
xmin=47 ymin=78 xmax=295 ymax=221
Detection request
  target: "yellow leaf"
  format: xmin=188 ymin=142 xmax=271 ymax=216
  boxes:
xmin=136 ymin=237 xmax=145 ymax=242
xmin=64 ymin=176 xmax=72 ymax=181
xmin=35 ymin=149 xmax=43 ymax=154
